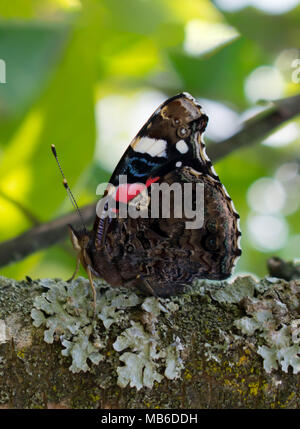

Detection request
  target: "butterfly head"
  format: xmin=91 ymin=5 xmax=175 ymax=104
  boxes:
xmin=68 ymin=224 xmax=93 ymax=271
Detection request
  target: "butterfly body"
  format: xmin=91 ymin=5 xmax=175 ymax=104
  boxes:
xmin=69 ymin=92 xmax=241 ymax=298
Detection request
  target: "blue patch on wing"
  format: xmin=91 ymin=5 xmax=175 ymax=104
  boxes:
xmin=125 ymin=156 xmax=160 ymax=178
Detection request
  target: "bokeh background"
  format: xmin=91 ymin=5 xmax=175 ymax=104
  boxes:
xmin=0 ymin=0 xmax=299 ymax=281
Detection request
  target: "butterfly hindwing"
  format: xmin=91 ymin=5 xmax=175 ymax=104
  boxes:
xmin=92 ymin=165 xmax=240 ymax=296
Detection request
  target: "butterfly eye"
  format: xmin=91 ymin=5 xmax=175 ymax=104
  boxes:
xmin=177 ymin=126 xmax=190 ymax=139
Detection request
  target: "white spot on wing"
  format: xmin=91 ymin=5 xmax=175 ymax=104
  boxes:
xmin=237 ymin=235 xmax=242 ymax=248
xmin=201 ymin=144 xmax=211 ymax=162
xmin=220 ymin=182 xmax=242 ymax=255
xmin=230 ymin=197 xmax=238 ymax=215
xmin=182 ymin=92 xmax=202 ymax=109
xmin=176 ymin=161 xmax=182 ymax=167
xmin=176 ymin=140 xmax=189 ymax=154
xmin=210 ymin=165 xmax=218 ymax=177
xmin=182 ymin=92 xmax=195 ymax=101
xmin=232 ymin=256 xmax=239 ymax=270
xmin=232 ymin=258 xmax=237 ymax=269
xmin=133 ymin=136 xmax=167 ymax=158
xmin=221 ymin=183 xmax=230 ymax=199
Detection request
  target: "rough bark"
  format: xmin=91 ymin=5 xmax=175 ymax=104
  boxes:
xmin=0 ymin=265 xmax=300 ymax=409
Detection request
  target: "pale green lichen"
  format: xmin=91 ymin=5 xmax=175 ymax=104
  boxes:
xmin=0 ymin=320 xmax=6 ymax=344
xmin=61 ymin=333 xmax=104 ymax=373
xmin=31 ymin=278 xmax=106 ymax=372
xmin=113 ymin=321 xmax=164 ymax=390
xmin=30 ymin=269 xmax=300 ymax=386
xmin=164 ymin=336 xmax=184 ymax=379
xmin=113 ymin=303 xmax=183 ymax=390
xmin=208 ymin=275 xmax=256 ymax=304
xmin=206 ymin=272 xmax=300 ymax=375
xmin=112 ymin=296 xmax=184 ymax=390
xmin=232 ymin=277 xmax=300 ymax=374
xmin=31 ymin=276 xmax=184 ymax=389
xmin=141 ymin=296 xmax=168 ymax=317
xmin=204 ymin=327 xmax=242 ymax=363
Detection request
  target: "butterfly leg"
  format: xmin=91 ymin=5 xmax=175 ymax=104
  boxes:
xmin=136 ymin=274 xmax=175 ymax=316
xmin=87 ymin=265 xmax=97 ymax=319
xmin=136 ymin=274 xmax=158 ymax=298
xmin=66 ymin=254 xmax=80 ymax=283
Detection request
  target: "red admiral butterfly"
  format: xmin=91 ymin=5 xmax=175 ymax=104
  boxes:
xmin=52 ymin=92 xmax=241 ymax=310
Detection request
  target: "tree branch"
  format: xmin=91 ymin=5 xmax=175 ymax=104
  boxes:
xmin=208 ymin=94 xmax=300 ymax=162
xmin=0 ymin=94 xmax=299 ymax=268
xmin=0 ymin=190 xmax=41 ymax=227
xmin=0 ymin=269 xmax=300 ymax=408
xmin=0 ymin=203 xmax=96 ymax=268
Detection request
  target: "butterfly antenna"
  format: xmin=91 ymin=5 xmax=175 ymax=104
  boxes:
xmin=51 ymin=144 xmax=87 ymax=233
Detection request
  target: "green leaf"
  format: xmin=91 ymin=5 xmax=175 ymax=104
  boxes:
xmin=0 ymin=10 xmax=100 ymax=227
xmin=218 ymin=5 xmax=300 ymax=54
xmin=0 ymin=22 xmax=68 ymax=144
xmin=167 ymin=37 xmax=266 ymax=108
xmin=0 ymin=22 xmax=67 ymax=118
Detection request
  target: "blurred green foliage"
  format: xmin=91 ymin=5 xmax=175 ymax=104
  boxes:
xmin=0 ymin=0 xmax=299 ymax=280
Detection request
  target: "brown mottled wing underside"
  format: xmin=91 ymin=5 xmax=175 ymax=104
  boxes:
xmin=97 ymin=166 xmax=241 ymax=297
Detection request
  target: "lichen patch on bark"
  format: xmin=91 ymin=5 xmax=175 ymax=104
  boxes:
xmin=0 ymin=263 xmax=300 ymax=408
